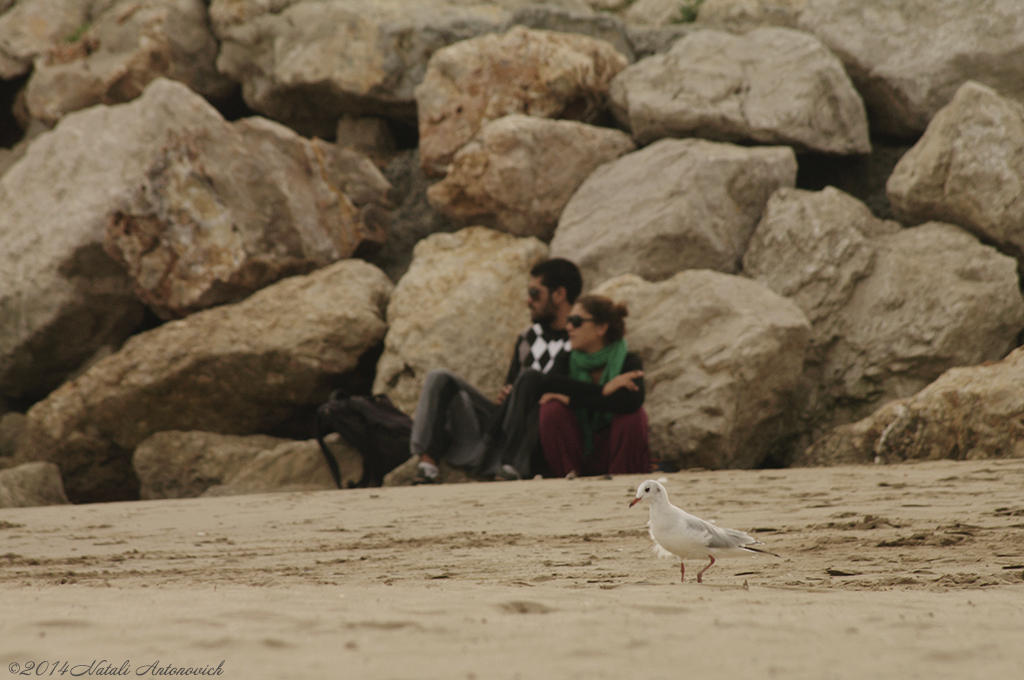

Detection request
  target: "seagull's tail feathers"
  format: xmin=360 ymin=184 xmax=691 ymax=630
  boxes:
xmin=742 ymin=544 xmax=780 ymax=558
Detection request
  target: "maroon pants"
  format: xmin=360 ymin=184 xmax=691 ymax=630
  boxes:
xmin=539 ymin=401 xmax=650 ymax=477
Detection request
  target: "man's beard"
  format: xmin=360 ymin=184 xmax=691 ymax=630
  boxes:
xmin=531 ymin=299 xmax=558 ymax=325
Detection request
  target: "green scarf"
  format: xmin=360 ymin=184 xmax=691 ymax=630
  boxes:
xmin=568 ymin=338 xmax=629 ymax=456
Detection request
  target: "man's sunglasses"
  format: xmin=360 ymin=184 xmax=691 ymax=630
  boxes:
xmin=566 ymin=315 xmax=595 ymax=328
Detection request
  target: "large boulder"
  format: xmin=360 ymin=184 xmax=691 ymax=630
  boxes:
xmin=373 ymin=227 xmax=547 ymax=415
xmin=23 ymin=0 xmax=235 ymax=127
xmin=609 ymin=27 xmax=870 ymax=154
xmin=14 ymin=259 xmax=392 ymax=504
xmin=134 ymin=431 xmax=356 ymax=499
xmin=0 ymin=462 xmax=70 ymax=508
xmin=798 ymin=0 xmax=1024 ymax=138
xmin=801 ymin=347 xmax=1024 ymax=466
xmin=0 ymin=0 xmax=88 ymax=79
xmin=744 ymin=187 xmax=1024 ymax=435
xmin=210 ymin=0 xmax=508 ymax=139
xmin=887 ymin=81 xmax=1024 ymax=263
xmin=415 ymin=25 xmax=628 ymax=176
xmin=695 ymin=0 xmax=807 ymax=32
xmin=108 ymin=107 xmax=392 ymax=320
xmin=550 ymin=138 xmax=796 ymax=288
xmin=594 ymin=271 xmax=811 ymax=469
xmin=426 ymin=115 xmax=635 ymax=241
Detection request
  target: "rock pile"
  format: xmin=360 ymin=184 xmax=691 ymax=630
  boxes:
xmin=2 ymin=0 xmax=1024 ymax=505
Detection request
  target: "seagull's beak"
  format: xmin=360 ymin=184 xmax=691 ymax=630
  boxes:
xmin=629 ymin=497 xmax=641 ymax=508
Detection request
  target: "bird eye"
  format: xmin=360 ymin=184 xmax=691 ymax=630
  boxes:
xmin=644 ymin=485 xmax=650 ymax=492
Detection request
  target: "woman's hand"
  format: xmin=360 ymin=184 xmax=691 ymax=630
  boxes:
xmin=539 ymin=392 xmax=570 ymax=406
xmin=602 ymin=370 xmax=644 ymax=396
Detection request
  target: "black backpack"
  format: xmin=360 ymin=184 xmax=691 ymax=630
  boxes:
xmin=314 ymin=391 xmax=413 ymax=488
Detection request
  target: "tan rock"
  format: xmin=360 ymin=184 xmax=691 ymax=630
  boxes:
xmin=551 ymin=138 xmax=796 ymax=287
xmin=373 ymin=227 xmax=548 ymax=415
xmin=800 ymin=347 xmax=1024 ymax=466
xmin=887 ymin=81 xmax=1024 ymax=262
xmin=799 ymin=0 xmax=1024 ymax=137
xmin=24 ymin=0 xmax=234 ymax=126
xmin=15 ymin=259 xmax=392 ymax=504
xmin=595 ymin=271 xmax=810 ymax=469
xmin=415 ymin=25 xmax=628 ymax=176
xmin=0 ymin=461 xmax=70 ymax=507
xmin=426 ymin=115 xmax=635 ymax=240
xmin=746 ymin=187 xmax=1024 ymax=436
xmin=134 ymin=431 xmax=357 ymax=499
xmin=609 ymin=27 xmax=870 ymax=154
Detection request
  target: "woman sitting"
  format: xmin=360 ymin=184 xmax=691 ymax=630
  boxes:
xmin=538 ymin=294 xmax=650 ymax=478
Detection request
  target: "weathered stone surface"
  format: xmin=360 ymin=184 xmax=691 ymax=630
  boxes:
xmin=24 ymin=0 xmax=235 ymax=127
xmin=211 ymin=0 xmax=511 ymax=139
xmin=373 ymin=227 xmax=547 ymax=415
xmin=134 ymin=431 xmax=356 ymax=499
xmin=107 ymin=104 xmax=392 ymax=320
xmin=798 ymin=0 xmax=1024 ymax=138
xmin=426 ymin=115 xmax=635 ymax=241
xmin=0 ymin=411 xmax=26 ymax=459
xmin=14 ymin=259 xmax=392 ymax=503
xmin=594 ymin=271 xmax=811 ymax=469
xmin=695 ymin=0 xmax=807 ymax=31
xmin=0 ymin=80 xmax=206 ymax=404
xmin=415 ymin=25 xmax=628 ymax=176
xmin=0 ymin=461 xmax=70 ymax=507
xmin=550 ymin=138 xmax=796 ymax=288
xmin=609 ymin=27 xmax=870 ymax=154
xmin=800 ymin=347 xmax=1024 ymax=466
xmin=368 ymin=149 xmax=460 ymax=283
xmin=621 ymin=0 xmax=695 ymax=25
xmin=0 ymin=0 xmax=88 ymax=79
xmin=887 ymin=81 xmax=1024 ymax=263
xmin=498 ymin=4 xmax=636 ymax=62
xmin=745 ymin=187 xmax=1024 ymax=435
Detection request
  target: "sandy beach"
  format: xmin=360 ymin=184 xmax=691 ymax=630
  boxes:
xmin=2 ymin=458 xmax=1023 ymax=679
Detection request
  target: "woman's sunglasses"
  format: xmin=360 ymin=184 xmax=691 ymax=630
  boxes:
xmin=566 ymin=315 xmax=595 ymax=328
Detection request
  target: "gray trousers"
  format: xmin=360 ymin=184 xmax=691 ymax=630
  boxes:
xmin=409 ymin=368 xmax=545 ymax=477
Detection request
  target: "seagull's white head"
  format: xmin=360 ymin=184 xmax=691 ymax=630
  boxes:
xmin=629 ymin=479 xmax=666 ymax=508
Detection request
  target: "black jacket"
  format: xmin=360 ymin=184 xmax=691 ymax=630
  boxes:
xmin=539 ymin=351 xmax=644 ymax=415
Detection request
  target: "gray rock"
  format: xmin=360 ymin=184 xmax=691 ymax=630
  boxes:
xmin=14 ymin=258 xmax=392 ymax=503
xmin=134 ymin=431 xmax=357 ymax=499
xmin=695 ymin=0 xmax=807 ymax=31
xmin=594 ymin=271 xmax=811 ymax=469
xmin=798 ymin=0 xmax=1024 ymax=138
xmin=0 ymin=411 xmax=25 ymax=458
xmin=0 ymin=461 xmax=70 ymax=507
xmin=887 ymin=81 xmax=1024 ymax=263
xmin=550 ymin=137 xmax=796 ymax=288
xmin=500 ymin=4 xmax=636 ymax=61
xmin=426 ymin=115 xmax=635 ymax=241
xmin=24 ymin=0 xmax=235 ymax=126
xmin=745 ymin=187 xmax=1024 ymax=436
xmin=369 ymin=149 xmax=460 ymax=283
xmin=415 ymin=25 xmax=628 ymax=176
xmin=373 ymin=227 xmax=548 ymax=416
xmin=609 ymin=27 xmax=870 ymax=154
xmin=211 ymin=0 xmax=518 ymax=139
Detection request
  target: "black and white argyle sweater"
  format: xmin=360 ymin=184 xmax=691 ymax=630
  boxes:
xmin=504 ymin=322 xmax=570 ymax=384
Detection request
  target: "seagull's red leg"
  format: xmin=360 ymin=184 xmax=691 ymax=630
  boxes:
xmin=679 ymin=562 xmax=685 ymax=583
xmin=696 ymin=555 xmax=715 ymax=583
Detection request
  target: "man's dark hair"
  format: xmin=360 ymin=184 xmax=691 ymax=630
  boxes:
xmin=530 ymin=258 xmax=583 ymax=304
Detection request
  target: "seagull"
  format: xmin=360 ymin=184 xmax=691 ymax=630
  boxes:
xmin=629 ymin=479 xmax=777 ymax=583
